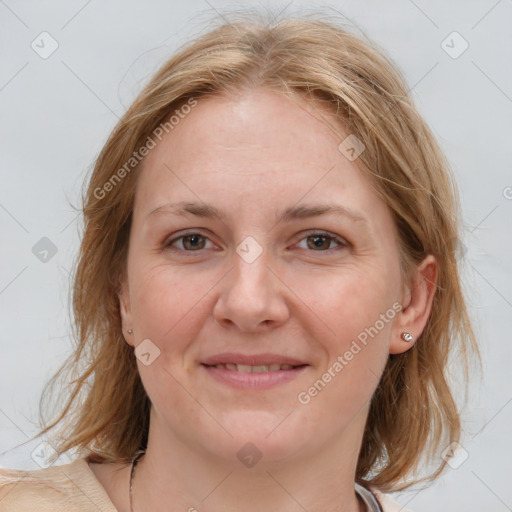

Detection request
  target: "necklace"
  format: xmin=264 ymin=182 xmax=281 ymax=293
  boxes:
xmin=129 ymin=451 xmax=145 ymax=512
xmin=128 ymin=452 xmax=382 ymax=512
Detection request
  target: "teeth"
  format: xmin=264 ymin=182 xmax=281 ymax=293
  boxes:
xmin=210 ymin=363 xmax=298 ymax=372
xmin=251 ymin=365 xmax=268 ymax=373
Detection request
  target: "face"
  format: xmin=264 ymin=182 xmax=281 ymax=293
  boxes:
xmin=119 ymin=87 xmax=425 ymax=466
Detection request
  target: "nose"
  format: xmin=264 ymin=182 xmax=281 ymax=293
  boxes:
xmin=212 ymin=251 xmax=290 ymax=332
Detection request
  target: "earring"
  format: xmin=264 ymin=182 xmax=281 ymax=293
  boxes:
xmin=127 ymin=329 xmax=133 ymax=334
xmin=401 ymin=332 xmax=414 ymax=342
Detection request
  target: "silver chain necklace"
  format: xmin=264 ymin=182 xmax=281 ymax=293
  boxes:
xmin=128 ymin=452 xmax=382 ymax=512
xmin=129 ymin=451 xmax=144 ymax=512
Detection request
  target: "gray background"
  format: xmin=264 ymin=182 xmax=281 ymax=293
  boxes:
xmin=1 ymin=1 xmax=511 ymax=511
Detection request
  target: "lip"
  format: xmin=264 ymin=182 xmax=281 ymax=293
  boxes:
xmin=201 ymin=352 xmax=308 ymax=366
xmin=200 ymin=352 xmax=309 ymax=390
xmin=201 ymin=364 xmax=309 ymax=389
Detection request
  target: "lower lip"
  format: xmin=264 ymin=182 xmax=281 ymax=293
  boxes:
xmin=201 ymin=364 xmax=309 ymax=389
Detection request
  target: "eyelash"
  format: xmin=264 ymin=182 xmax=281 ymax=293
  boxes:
xmin=163 ymin=230 xmax=349 ymax=255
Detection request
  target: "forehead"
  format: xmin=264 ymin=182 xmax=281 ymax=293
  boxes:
xmin=146 ymin=88 xmax=341 ymax=167
xmin=132 ymin=87 xmax=386 ymax=224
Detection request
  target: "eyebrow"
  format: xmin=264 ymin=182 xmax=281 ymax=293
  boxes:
xmin=147 ymin=201 xmax=368 ymax=225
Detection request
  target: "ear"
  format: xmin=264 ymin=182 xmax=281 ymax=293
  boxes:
xmin=389 ymin=254 xmax=437 ymax=355
xmin=118 ymin=274 xmax=135 ymax=348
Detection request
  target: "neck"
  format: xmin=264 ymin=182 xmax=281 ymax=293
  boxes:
xmin=131 ymin=409 xmax=368 ymax=512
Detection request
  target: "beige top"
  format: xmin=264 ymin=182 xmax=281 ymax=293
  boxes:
xmin=0 ymin=458 xmax=412 ymax=512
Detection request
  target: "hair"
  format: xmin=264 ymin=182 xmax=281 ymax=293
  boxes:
xmin=32 ymin=11 xmax=480 ymax=493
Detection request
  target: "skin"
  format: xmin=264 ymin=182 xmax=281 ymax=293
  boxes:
xmin=89 ymin=87 xmax=437 ymax=512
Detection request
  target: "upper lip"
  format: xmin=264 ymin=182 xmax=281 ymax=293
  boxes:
xmin=201 ymin=352 xmax=309 ymax=366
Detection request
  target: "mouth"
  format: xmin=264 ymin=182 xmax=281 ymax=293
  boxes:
xmin=200 ymin=354 xmax=310 ymax=389
xmin=202 ymin=363 xmax=307 ymax=372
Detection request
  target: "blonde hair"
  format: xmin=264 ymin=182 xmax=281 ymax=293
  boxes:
xmin=33 ymin=13 xmax=479 ymax=492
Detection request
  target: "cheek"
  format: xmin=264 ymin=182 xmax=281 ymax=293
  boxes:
xmin=296 ymin=265 xmax=399 ymax=346
xmin=295 ymin=273 xmax=396 ymax=423
xmin=129 ymin=263 xmax=214 ymax=352
xmin=129 ymin=264 xmax=210 ymax=417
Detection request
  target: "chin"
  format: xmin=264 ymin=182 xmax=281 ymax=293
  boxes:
xmin=203 ymin=410 xmax=312 ymax=466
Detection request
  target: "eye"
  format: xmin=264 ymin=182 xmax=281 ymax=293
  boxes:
xmin=164 ymin=230 xmax=348 ymax=255
xmin=295 ymin=231 xmax=348 ymax=252
xmin=165 ymin=232 xmax=214 ymax=252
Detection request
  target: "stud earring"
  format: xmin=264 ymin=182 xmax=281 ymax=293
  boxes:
xmin=401 ymin=332 xmax=414 ymax=342
xmin=127 ymin=329 xmax=133 ymax=335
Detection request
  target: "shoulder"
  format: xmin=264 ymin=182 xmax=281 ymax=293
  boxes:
xmin=370 ymin=486 xmax=415 ymax=512
xmin=0 ymin=463 xmax=69 ymax=511
xmin=0 ymin=458 xmax=117 ymax=512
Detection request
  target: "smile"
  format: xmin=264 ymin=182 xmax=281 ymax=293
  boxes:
xmin=201 ymin=363 xmax=309 ymax=389
xmin=204 ymin=363 xmax=303 ymax=372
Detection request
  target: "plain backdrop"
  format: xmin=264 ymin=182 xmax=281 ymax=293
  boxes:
xmin=1 ymin=1 xmax=511 ymax=511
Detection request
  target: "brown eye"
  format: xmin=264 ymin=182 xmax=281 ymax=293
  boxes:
xmin=180 ymin=234 xmax=206 ymax=250
xmin=167 ymin=233 xmax=211 ymax=251
xmin=299 ymin=233 xmax=346 ymax=251
xmin=306 ymin=235 xmax=333 ymax=250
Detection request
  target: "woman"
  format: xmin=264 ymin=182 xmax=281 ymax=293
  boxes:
xmin=0 ymin=14 xmax=479 ymax=512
